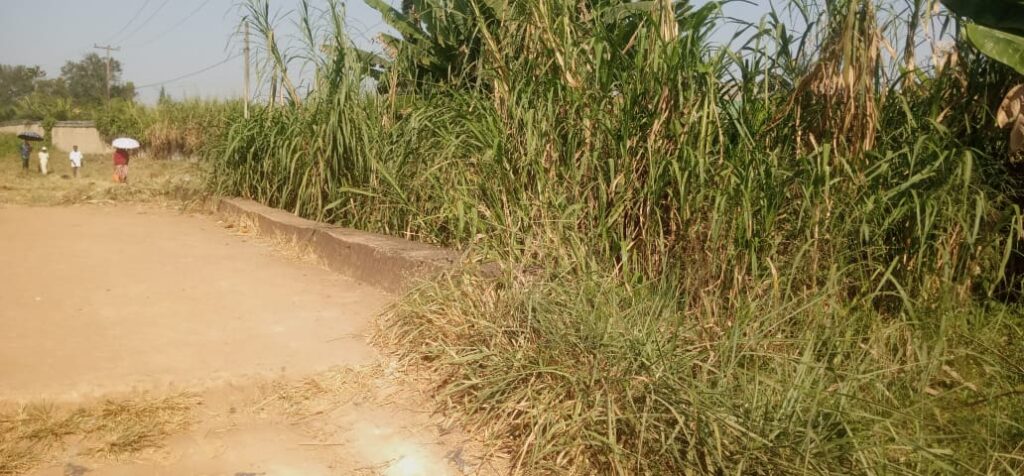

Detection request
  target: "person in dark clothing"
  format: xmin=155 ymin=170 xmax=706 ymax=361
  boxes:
xmin=19 ymin=140 xmax=31 ymax=171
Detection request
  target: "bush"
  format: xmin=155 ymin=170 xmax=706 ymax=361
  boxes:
xmin=144 ymin=100 xmax=241 ymax=158
xmin=207 ymin=1 xmax=1024 ymax=473
xmin=94 ymin=99 xmax=146 ymax=142
xmin=0 ymin=133 xmax=24 ymax=154
xmin=94 ymin=98 xmax=240 ymax=158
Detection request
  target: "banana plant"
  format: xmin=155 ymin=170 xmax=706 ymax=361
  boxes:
xmin=941 ymin=0 xmax=1024 ymax=153
xmin=364 ymin=0 xmax=717 ymax=91
xmin=363 ymin=0 xmax=504 ymax=89
xmin=964 ymin=24 xmax=1024 ymax=75
xmin=940 ymin=0 xmax=1024 ymax=37
xmin=942 ymin=0 xmax=1024 ymax=74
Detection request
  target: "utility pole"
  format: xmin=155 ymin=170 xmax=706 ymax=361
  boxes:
xmin=243 ymin=21 xmax=250 ymax=119
xmin=93 ymin=44 xmax=120 ymax=102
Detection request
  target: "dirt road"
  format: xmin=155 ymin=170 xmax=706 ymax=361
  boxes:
xmin=0 ymin=205 xmax=483 ymax=475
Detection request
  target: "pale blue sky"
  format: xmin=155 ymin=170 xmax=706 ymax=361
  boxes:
xmin=0 ymin=1 xmax=773 ymax=104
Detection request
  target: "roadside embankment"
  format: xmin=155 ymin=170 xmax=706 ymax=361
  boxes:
xmin=216 ymin=197 xmax=459 ymax=293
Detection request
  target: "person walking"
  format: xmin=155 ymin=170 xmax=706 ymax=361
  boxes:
xmin=38 ymin=146 xmax=50 ymax=175
xmin=113 ymin=147 xmax=130 ymax=184
xmin=69 ymin=145 xmax=83 ymax=178
xmin=19 ymin=140 xmax=31 ymax=171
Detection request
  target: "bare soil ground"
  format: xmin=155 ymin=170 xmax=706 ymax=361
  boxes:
xmin=1 ymin=206 xmax=387 ymax=399
xmin=0 ymin=205 xmax=492 ymax=475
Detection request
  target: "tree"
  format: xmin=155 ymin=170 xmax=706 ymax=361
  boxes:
xmin=112 ymin=81 xmax=136 ymax=102
xmin=15 ymin=93 xmax=73 ymax=121
xmin=0 ymin=64 xmax=45 ymax=120
xmin=35 ymin=78 xmax=68 ymax=98
xmin=158 ymin=86 xmax=171 ymax=104
xmin=941 ymin=0 xmax=1024 ymax=153
xmin=60 ymin=53 xmax=134 ymax=106
xmin=14 ymin=77 xmax=72 ymax=121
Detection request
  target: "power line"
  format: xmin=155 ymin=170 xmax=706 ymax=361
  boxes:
xmin=104 ymin=0 xmax=154 ymax=44
xmin=134 ymin=53 xmax=242 ymax=89
xmin=117 ymin=0 xmax=173 ymax=45
xmin=135 ymin=0 xmax=214 ymax=48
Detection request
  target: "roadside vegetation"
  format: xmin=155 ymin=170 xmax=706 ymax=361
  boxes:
xmin=94 ymin=98 xmax=243 ymax=159
xmin=0 ymin=55 xmax=135 ymax=123
xmin=2 ymin=54 xmax=241 ymax=159
xmin=203 ymin=0 xmax=1024 ymax=473
xmin=0 ymin=133 xmax=203 ymax=207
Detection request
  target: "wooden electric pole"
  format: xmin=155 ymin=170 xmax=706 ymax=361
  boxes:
xmin=243 ymin=21 xmax=250 ymax=119
xmin=93 ymin=44 xmax=120 ymax=102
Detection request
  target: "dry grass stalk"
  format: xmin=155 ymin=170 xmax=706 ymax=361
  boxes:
xmin=0 ymin=393 xmax=199 ymax=475
xmin=249 ymin=366 xmax=380 ymax=420
xmin=997 ymin=84 xmax=1024 ymax=156
xmin=219 ymin=214 xmax=324 ymax=266
xmin=791 ymin=0 xmax=881 ymax=156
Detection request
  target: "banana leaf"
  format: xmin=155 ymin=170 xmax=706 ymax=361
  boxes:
xmin=966 ymin=23 xmax=1024 ymax=75
xmin=940 ymin=0 xmax=1024 ymax=34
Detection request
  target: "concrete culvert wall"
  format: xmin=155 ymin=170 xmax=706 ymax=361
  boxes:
xmin=50 ymin=122 xmax=111 ymax=154
xmin=0 ymin=121 xmax=44 ymax=136
xmin=216 ymin=198 xmax=461 ymax=293
xmin=0 ymin=120 xmax=111 ymax=154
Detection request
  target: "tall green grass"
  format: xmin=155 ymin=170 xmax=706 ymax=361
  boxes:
xmin=95 ymin=99 xmax=243 ymax=158
xmin=207 ymin=0 xmax=1024 ymax=472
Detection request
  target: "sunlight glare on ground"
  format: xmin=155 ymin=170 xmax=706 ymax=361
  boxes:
xmin=387 ymin=453 xmax=426 ymax=476
xmin=382 ymin=441 xmax=446 ymax=476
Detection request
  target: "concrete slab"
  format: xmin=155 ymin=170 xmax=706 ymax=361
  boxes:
xmin=217 ymin=198 xmax=459 ymax=293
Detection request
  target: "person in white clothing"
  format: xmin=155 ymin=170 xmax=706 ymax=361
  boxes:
xmin=38 ymin=146 xmax=49 ymax=175
xmin=69 ymin=145 xmax=83 ymax=178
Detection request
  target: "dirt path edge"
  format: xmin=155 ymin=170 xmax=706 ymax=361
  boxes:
xmin=216 ymin=197 xmax=459 ymax=293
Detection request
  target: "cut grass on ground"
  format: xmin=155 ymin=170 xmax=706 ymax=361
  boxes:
xmin=0 ymin=393 xmax=199 ymax=475
xmin=0 ymin=134 xmax=204 ymax=207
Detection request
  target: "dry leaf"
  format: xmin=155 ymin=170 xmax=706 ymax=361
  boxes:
xmin=1012 ymin=117 xmax=1024 ymax=154
xmin=997 ymin=84 xmax=1024 ymax=128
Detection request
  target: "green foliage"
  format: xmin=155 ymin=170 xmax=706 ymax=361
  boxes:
xmin=94 ymin=98 xmax=241 ymax=158
xmin=941 ymin=0 xmax=1024 ymax=34
xmin=60 ymin=53 xmax=135 ymax=106
xmin=144 ymin=99 xmax=243 ymax=157
xmin=14 ymin=94 xmax=74 ymax=122
xmin=240 ymin=0 xmax=302 ymax=105
xmin=364 ymin=0 xmax=494 ymax=88
xmin=40 ymin=117 xmax=56 ymax=144
xmin=942 ymin=0 xmax=1024 ymax=75
xmin=206 ymin=0 xmax=1024 ymax=473
xmin=966 ymin=23 xmax=1024 ymax=75
xmin=0 ymin=133 xmax=23 ymax=155
xmin=0 ymin=65 xmax=45 ymax=121
xmin=94 ymin=99 xmax=145 ymax=141
xmin=3 ymin=53 xmax=134 ymax=122
xmin=389 ymin=265 xmax=1024 ymax=473
xmin=15 ymin=78 xmax=78 ymax=121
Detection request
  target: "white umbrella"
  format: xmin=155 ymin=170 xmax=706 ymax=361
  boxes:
xmin=112 ymin=137 xmax=140 ymax=150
